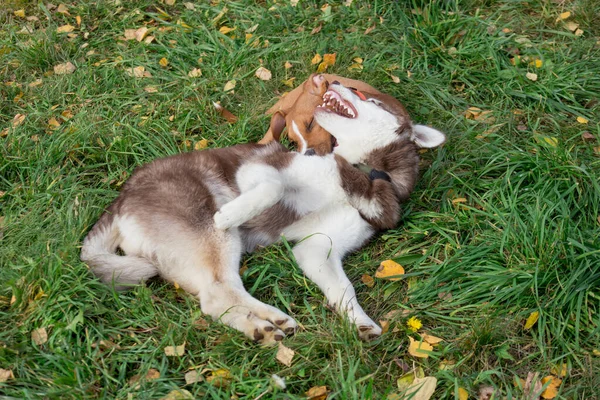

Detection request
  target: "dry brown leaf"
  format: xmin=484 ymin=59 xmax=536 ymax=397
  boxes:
xmin=255 ymin=66 xmax=272 ymax=81
xmin=361 ymin=274 xmax=375 ymax=287
xmin=574 ymin=28 xmax=583 ymax=36
xmin=0 ymin=129 xmax=8 ymax=138
xmin=404 ymin=376 xmax=437 ymax=400
xmin=57 ymin=24 xmax=75 ymax=33
xmin=54 ymin=62 xmax=76 ymax=75
xmin=165 ymin=0 xmax=176 ymax=5
xmin=478 ymin=385 xmax=494 ymax=400
xmin=311 ymin=25 xmax=323 ymax=35
xmin=32 ymin=327 xmax=48 ymax=345
xmin=144 ymin=86 xmax=158 ymax=93
xmin=379 ymin=320 xmax=390 ymax=334
xmin=364 ymin=24 xmax=376 ymax=35
xmin=13 ymin=113 xmax=26 ymax=128
xmin=57 ymin=4 xmax=70 ymax=14
xmin=144 ymin=35 xmax=155 ymax=44
xmin=391 ymin=75 xmax=400 ymax=83
xmin=125 ymin=66 xmax=149 ymax=78
xmin=284 ymin=61 xmax=293 ymax=69
xmin=183 ymin=2 xmax=195 ymax=10
xmin=135 ymin=27 xmax=149 ymax=42
xmin=408 ymin=337 xmax=433 ymax=358
xmin=0 ymin=369 xmax=15 ymax=382
xmin=184 ymin=370 xmax=203 ymax=384
xmin=223 ymin=80 xmax=236 ymax=93
xmin=164 ymin=343 xmax=185 ymax=356
xmin=213 ymin=102 xmax=238 ymax=123
xmin=375 ymin=260 xmax=405 ymax=280
xmin=523 ymin=372 xmax=543 ymax=400
xmin=421 ymin=333 xmax=443 ymax=345
xmin=48 ymin=117 xmax=61 ymax=130
xmin=29 ymin=78 xmax=43 ymax=87
xmin=306 ymin=385 xmax=328 ymax=400
xmin=188 ymin=68 xmax=202 ymax=78
xmin=594 ymin=146 xmax=600 ymax=156
xmin=564 ymin=21 xmax=579 ymax=32
xmin=161 ymin=389 xmax=193 ymax=400
xmin=276 ymin=342 xmax=295 ymax=366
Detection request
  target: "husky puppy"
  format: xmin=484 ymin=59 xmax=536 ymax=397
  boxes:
xmin=81 ymin=81 xmax=445 ymax=344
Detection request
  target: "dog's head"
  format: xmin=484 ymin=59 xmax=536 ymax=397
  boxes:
xmin=314 ymin=81 xmax=446 ymax=163
xmin=268 ymin=74 xmax=335 ymax=155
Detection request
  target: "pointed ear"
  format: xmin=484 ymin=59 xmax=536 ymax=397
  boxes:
xmin=269 ymin=111 xmax=287 ymax=142
xmin=411 ymin=124 xmax=446 ymax=148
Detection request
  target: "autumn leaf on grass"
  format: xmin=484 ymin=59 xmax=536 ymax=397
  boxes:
xmin=159 ymin=57 xmax=169 ymax=67
xmin=421 ymin=333 xmax=443 ymax=345
xmin=577 ymin=116 xmax=589 ymax=124
xmin=14 ymin=9 xmax=26 ymax=17
xmin=458 ymin=387 xmax=468 ymax=400
xmin=54 ymin=62 xmax=76 ymax=75
xmin=540 ymin=375 xmax=562 ymax=399
xmin=284 ymin=61 xmax=293 ymax=69
xmin=534 ymin=135 xmax=558 ymax=148
xmin=404 ymin=376 xmax=437 ymax=400
xmin=526 ymin=72 xmax=538 ymax=81
xmin=206 ymin=368 xmax=232 ymax=388
xmin=317 ymin=53 xmax=336 ymax=73
xmin=408 ymin=337 xmax=433 ymax=358
xmin=57 ymin=24 xmax=75 ymax=33
xmin=375 ymin=260 xmax=404 ymax=281
xmin=47 ymin=117 xmax=61 ymax=130
xmin=305 ymin=385 xmax=328 ymax=400
xmin=188 ymin=68 xmax=202 ymax=78
xmin=129 ymin=368 xmax=160 ymax=389
xmin=219 ymin=26 xmax=235 ymax=35
xmin=164 ymin=342 xmax=185 ymax=356
xmin=12 ymin=113 xmax=26 ymax=128
xmin=126 ymin=66 xmax=151 ymax=78
xmin=32 ymin=327 xmax=48 ymax=345
xmin=223 ymin=80 xmax=236 ymax=93
xmin=194 ymin=139 xmax=209 ymax=150
xmin=276 ymin=342 xmax=295 ymax=366
xmin=361 ymin=274 xmax=375 ymax=287
xmin=282 ymin=77 xmax=296 ymax=88
xmin=184 ymin=369 xmax=203 ymax=384
xmin=162 ymin=389 xmax=193 ymax=400
xmin=57 ymin=4 xmax=70 ymax=14
xmin=311 ymin=53 xmax=322 ymax=65
xmin=255 ymin=66 xmax=272 ymax=81
xmin=348 ymin=57 xmax=364 ymax=72
xmin=555 ymin=11 xmax=571 ymax=22
xmin=0 ymin=369 xmax=15 ymax=382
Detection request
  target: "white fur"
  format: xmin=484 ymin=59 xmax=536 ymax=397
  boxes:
xmin=291 ymin=120 xmax=308 ymax=154
xmin=412 ymin=124 xmax=446 ymax=148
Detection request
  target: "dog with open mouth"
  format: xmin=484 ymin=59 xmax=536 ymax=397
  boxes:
xmin=81 ymin=80 xmax=445 ymax=344
xmin=259 ymin=74 xmax=381 ymax=155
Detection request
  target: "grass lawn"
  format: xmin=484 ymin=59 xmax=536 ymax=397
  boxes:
xmin=1 ymin=0 xmax=599 ymax=398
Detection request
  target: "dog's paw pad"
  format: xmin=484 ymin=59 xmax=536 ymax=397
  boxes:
xmin=357 ymin=324 xmax=382 ymax=341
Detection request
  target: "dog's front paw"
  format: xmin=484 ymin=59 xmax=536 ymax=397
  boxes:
xmin=357 ymin=323 xmax=382 ymax=341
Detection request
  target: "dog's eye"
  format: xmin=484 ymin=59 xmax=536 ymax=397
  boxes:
xmin=367 ymin=98 xmax=382 ymax=105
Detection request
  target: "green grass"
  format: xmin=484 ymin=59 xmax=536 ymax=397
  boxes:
xmin=1 ymin=0 xmax=599 ymax=398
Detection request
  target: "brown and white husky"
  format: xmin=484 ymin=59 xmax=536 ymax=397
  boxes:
xmin=81 ymin=79 xmax=446 ymax=344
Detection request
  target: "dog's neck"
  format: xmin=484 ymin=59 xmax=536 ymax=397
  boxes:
xmin=362 ymin=136 xmax=420 ymax=202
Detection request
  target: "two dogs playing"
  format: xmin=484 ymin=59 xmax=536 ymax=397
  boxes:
xmin=81 ymin=74 xmax=446 ymax=344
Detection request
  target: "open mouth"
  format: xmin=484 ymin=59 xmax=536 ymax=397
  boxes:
xmin=317 ymin=88 xmax=358 ymax=118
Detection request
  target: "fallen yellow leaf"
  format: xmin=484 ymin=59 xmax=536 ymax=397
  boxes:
xmin=404 ymin=376 xmax=437 ymax=400
xmin=375 ymin=260 xmax=405 ymax=280
xmin=184 ymin=370 xmax=203 ymax=384
xmin=524 ymin=311 xmax=539 ymax=330
xmin=57 ymin=24 xmax=75 ymax=33
xmin=47 ymin=117 xmax=61 ymax=130
xmin=284 ymin=61 xmax=293 ymax=69
xmin=458 ymin=387 xmax=468 ymax=400
xmin=452 ymin=197 xmax=467 ymax=204
xmin=577 ymin=116 xmax=589 ymax=124
xmin=541 ymin=375 xmax=561 ymax=399
xmin=144 ymin=86 xmax=158 ymax=93
xmin=556 ymin=11 xmax=571 ymax=22
xmin=348 ymin=63 xmax=363 ymax=72
xmin=188 ymin=68 xmax=202 ymax=78
xmin=76 ymin=15 xmax=81 ymax=26
xmin=380 ymin=320 xmax=390 ymax=334
xmin=408 ymin=336 xmax=433 ymax=358
xmin=276 ymin=342 xmax=295 ymax=366
xmin=361 ymin=274 xmax=375 ymax=287
xmin=165 ymin=0 xmax=176 ymax=5
xmin=57 ymin=4 xmax=69 ymax=14
xmin=159 ymin=57 xmax=169 ymax=67
xmin=311 ymin=53 xmax=322 ymax=65
xmin=134 ymin=27 xmax=149 ymax=42
xmin=14 ymin=9 xmax=26 ymax=18
xmin=12 ymin=113 xmax=26 ymax=128
xmin=391 ymin=75 xmax=400 ymax=84
xmin=255 ymin=66 xmax=272 ymax=80
xmin=282 ymin=77 xmax=296 ymax=88
xmin=194 ymin=139 xmax=208 ymax=150
xmin=574 ymin=28 xmax=583 ymax=36
xmin=219 ymin=26 xmax=235 ymax=34
xmin=164 ymin=343 xmax=185 ymax=356
xmin=551 ymin=363 xmax=568 ymax=378
xmin=206 ymin=369 xmax=232 ymax=388
xmin=305 ymin=385 xmax=328 ymax=400
xmin=323 ymin=53 xmax=336 ymax=66
xmin=564 ymin=21 xmax=579 ymax=32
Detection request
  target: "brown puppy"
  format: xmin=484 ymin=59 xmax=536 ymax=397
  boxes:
xmin=259 ymin=74 xmax=381 ymax=155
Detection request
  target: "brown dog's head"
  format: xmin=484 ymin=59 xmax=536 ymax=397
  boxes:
xmin=259 ymin=74 xmax=382 ymax=156
xmin=267 ymin=74 xmax=334 ymax=155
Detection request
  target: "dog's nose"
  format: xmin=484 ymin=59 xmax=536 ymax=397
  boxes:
xmin=304 ymin=148 xmax=317 ymax=156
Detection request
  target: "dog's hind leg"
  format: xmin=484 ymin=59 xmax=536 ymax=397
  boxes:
xmin=162 ymin=228 xmax=298 ymax=344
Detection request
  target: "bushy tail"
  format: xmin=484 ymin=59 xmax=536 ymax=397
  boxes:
xmin=81 ymin=214 xmax=158 ymax=290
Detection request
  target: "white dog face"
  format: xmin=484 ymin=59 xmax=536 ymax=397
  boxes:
xmin=314 ymin=82 xmax=446 ymax=163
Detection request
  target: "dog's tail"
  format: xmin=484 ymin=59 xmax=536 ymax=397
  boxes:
xmin=80 ymin=213 xmax=158 ymax=290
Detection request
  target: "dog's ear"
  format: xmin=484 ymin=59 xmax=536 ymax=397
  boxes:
xmin=269 ymin=111 xmax=287 ymax=141
xmin=411 ymin=124 xmax=446 ymax=148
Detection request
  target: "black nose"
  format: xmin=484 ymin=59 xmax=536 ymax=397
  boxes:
xmin=304 ymin=148 xmax=316 ymax=156
xmin=331 ymin=80 xmax=340 ymax=85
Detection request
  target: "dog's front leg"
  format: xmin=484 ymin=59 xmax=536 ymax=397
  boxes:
xmin=214 ymin=164 xmax=284 ymax=230
xmin=290 ymin=231 xmax=382 ymax=341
